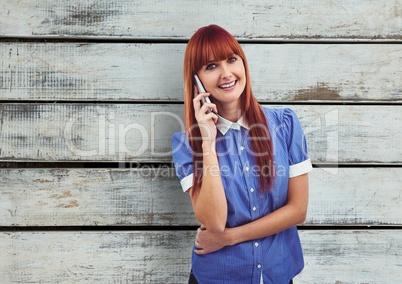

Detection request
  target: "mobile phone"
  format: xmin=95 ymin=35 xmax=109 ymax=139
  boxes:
xmin=194 ymin=75 xmax=214 ymax=113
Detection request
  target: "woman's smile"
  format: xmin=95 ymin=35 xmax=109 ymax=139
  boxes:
xmin=218 ymin=80 xmax=237 ymax=90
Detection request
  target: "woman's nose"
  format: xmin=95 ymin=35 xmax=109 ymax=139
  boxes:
xmin=220 ymin=63 xmax=232 ymax=79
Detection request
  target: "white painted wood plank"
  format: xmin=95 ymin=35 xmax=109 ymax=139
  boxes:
xmin=1 ymin=0 xmax=401 ymax=40
xmin=1 ymin=43 xmax=401 ymax=102
xmin=0 ymin=168 xmax=195 ymax=226
xmin=307 ymin=167 xmax=402 ymax=226
xmin=0 ymin=104 xmax=401 ymax=163
xmin=0 ymin=230 xmax=401 ymax=283
xmin=0 ymin=231 xmax=194 ymax=283
xmin=296 ymin=230 xmax=402 ymax=283
xmin=289 ymin=105 xmax=402 ymax=164
xmin=0 ymin=43 xmax=185 ymax=102
xmin=0 ymin=104 xmax=183 ymax=162
xmin=1 ymin=167 xmax=401 ymax=226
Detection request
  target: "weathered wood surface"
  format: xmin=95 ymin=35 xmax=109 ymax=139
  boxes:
xmin=0 ymin=168 xmax=195 ymax=226
xmin=1 ymin=1 xmax=400 ymax=283
xmin=0 ymin=230 xmax=194 ymax=283
xmin=0 ymin=104 xmax=401 ymax=163
xmin=1 ymin=167 xmax=401 ymax=227
xmin=1 ymin=43 xmax=401 ymax=102
xmin=1 ymin=0 xmax=401 ymax=40
xmin=296 ymin=230 xmax=402 ymax=283
xmin=306 ymin=167 xmax=402 ymax=226
xmin=0 ymin=230 xmax=401 ymax=283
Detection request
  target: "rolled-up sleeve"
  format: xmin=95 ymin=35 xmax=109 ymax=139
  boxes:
xmin=172 ymin=132 xmax=194 ymax=192
xmin=282 ymin=108 xmax=313 ymax=178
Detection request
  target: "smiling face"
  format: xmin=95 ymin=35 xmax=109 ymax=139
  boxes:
xmin=196 ymin=54 xmax=246 ymax=110
xmin=184 ymin=25 xmax=253 ymax=125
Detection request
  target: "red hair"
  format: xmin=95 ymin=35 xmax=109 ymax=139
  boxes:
xmin=183 ymin=25 xmax=274 ymax=196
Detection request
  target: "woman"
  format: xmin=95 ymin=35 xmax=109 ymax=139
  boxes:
xmin=172 ymin=25 xmax=312 ymax=284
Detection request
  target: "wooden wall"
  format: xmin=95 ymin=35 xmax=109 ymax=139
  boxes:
xmin=1 ymin=1 xmax=401 ymax=283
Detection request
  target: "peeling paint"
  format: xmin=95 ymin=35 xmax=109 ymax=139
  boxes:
xmin=294 ymin=85 xmax=341 ymax=101
xmin=49 ymin=3 xmax=122 ymax=28
xmin=33 ymin=178 xmax=53 ymax=183
xmin=36 ymin=201 xmax=49 ymax=206
xmin=49 ymin=190 xmax=72 ymax=199
xmin=55 ymin=199 xmax=78 ymax=208
xmin=61 ymin=190 xmax=72 ymax=198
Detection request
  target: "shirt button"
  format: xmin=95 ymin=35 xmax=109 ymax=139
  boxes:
xmin=245 ymin=166 xmax=249 ymax=171
xmin=255 ymin=242 xmax=259 ymax=247
xmin=250 ymin=188 xmax=254 ymax=193
xmin=257 ymin=264 xmax=261 ymax=269
xmin=240 ymin=146 xmax=244 ymax=151
xmin=252 ymin=207 xmax=257 ymax=211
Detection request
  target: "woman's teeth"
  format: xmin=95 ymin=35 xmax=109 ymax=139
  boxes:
xmin=219 ymin=81 xmax=236 ymax=89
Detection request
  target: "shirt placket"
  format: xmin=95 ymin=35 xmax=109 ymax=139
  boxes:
xmin=234 ymin=128 xmax=263 ymax=284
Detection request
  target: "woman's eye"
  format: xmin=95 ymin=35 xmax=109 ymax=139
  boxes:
xmin=206 ymin=63 xmax=216 ymax=70
xmin=228 ymin=57 xmax=237 ymax=63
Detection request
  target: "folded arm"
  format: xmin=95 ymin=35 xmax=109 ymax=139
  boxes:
xmin=194 ymin=173 xmax=309 ymax=254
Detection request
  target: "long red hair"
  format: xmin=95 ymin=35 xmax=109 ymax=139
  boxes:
xmin=183 ymin=25 xmax=274 ymax=196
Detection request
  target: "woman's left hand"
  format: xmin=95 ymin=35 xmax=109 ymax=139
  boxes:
xmin=194 ymin=225 xmax=229 ymax=255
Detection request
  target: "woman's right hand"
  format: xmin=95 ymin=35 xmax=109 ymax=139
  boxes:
xmin=193 ymin=86 xmax=218 ymax=148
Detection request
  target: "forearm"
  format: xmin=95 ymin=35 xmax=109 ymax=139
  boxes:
xmin=193 ymin=143 xmax=227 ymax=233
xmin=226 ymin=203 xmax=306 ymax=246
xmin=194 ymin=203 xmax=306 ymax=255
xmin=226 ymin=174 xmax=309 ymax=246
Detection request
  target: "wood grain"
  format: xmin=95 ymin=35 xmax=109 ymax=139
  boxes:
xmin=296 ymin=230 xmax=402 ymax=283
xmin=0 ymin=230 xmax=194 ymax=283
xmin=1 ymin=1 xmax=401 ymax=283
xmin=1 ymin=167 xmax=401 ymax=226
xmin=0 ymin=230 xmax=401 ymax=283
xmin=1 ymin=43 xmax=401 ymax=102
xmin=0 ymin=168 xmax=195 ymax=226
xmin=0 ymin=104 xmax=401 ymax=163
xmin=1 ymin=0 xmax=401 ymax=40
xmin=306 ymin=167 xmax=402 ymax=226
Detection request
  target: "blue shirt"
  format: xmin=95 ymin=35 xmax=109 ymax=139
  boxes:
xmin=172 ymin=107 xmax=312 ymax=284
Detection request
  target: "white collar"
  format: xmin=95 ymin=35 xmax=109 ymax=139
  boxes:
xmin=216 ymin=115 xmax=249 ymax=135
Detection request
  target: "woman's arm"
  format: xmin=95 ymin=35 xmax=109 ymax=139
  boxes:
xmin=189 ymin=91 xmax=227 ymax=234
xmin=189 ymin=148 xmax=227 ymax=233
xmin=194 ymin=173 xmax=309 ymax=254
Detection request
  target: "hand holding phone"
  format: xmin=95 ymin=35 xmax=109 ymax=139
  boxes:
xmin=194 ymin=75 xmax=214 ymax=114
